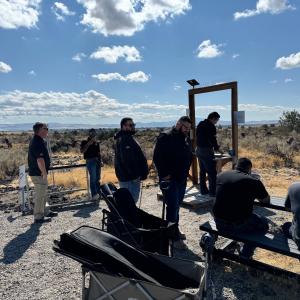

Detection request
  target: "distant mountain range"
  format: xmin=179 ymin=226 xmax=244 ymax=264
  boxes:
xmin=0 ymin=120 xmax=279 ymax=131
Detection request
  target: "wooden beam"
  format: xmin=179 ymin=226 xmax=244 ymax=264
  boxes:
xmin=188 ymin=93 xmax=198 ymax=185
xmin=231 ymin=82 xmax=238 ymax=165
xmin=189 ymin=81 xmax=237 ymax=96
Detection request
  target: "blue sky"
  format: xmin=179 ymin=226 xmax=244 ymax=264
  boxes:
xmin=0 ymin=0 xmax=299 ymax=125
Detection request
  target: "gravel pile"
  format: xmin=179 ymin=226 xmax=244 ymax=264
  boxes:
xmin=1 ymin=185 xmax=300 ymax=299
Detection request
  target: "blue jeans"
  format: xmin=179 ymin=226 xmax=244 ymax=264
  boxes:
xmin=196 ymin=147 xmax=216 ymax=196
xmin=160 ymin=179 xmax=187 ymax=224
xmin=119 ymin=179 xmax=141 ymax=203
xmin=215 ymin=213 xmax=269 ymax=258
xmin=86 ymin=158 xmax=101 ymax=197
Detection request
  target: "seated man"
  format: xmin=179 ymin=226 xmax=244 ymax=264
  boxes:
xmin=212 ymin=157 xmax=270 ymax=258
xmin=282 ymin=182 xmax=300 ymax=250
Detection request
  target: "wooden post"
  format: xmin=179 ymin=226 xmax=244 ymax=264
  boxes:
xmin=231 ymin=83 xmax=238 ymax=166
xmin=189 ymin=93 xmax=198 ymax=185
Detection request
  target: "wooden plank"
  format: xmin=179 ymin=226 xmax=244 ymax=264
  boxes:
xmin=188 ymin=81 xmax=237 ymax=95
xmin=200 ymin=220 xmax=300 ymax=258
xmin=254 ymin=196 xmax=290 ymax=212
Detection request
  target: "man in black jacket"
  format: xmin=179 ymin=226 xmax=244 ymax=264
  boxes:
xmin=196 ymin=111 xmax=221 ymax=197
xmin=153 ymin=116 xmax=193 ymax=239
xmin=114 ymin=118 xmax=148 ymax=203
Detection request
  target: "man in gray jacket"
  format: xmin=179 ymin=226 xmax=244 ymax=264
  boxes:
xmin=282 ymin=182 xmax=300 ymax=249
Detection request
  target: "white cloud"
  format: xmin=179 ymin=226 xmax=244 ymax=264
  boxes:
xmin=1 ymin=90 xmax=298 ymax=122
xmin=77 ymin=0 xmax=191 ymax=36
xmin=0 ymin=0 xmax=41 ymax=29
xmin=90 ymin=45 xmax=142 ymax=63
xmin=72 ymin=52 xmax=86 ymax=62
xmin=28 ymin=70 xmax=36 ymax=76
xmin=234 ymin=0 xmax=295 ymax=20
xmin=232 ymin=54 xmax=240 ymax=59
xmin=173 ymin=84 xmax=181 ymax=91
xmin=92 ymin=71 xmax=149 ymax=82
xmin=270 ymin=80 xmax=278 ymax=84
xmin=284 ymin=78 xmax=293 ymax=83
xmin=276 ymin=52 xmax=300 ymax=70
xmin=196 ymin=40 xmax=224 ymax=58
xmin=52 ymin=2 xmax=75 ymax=21
xmin=0 ymin=61 xmax=12 ymax=73
xmin=0 ymin=90 xmax=186 ymax=121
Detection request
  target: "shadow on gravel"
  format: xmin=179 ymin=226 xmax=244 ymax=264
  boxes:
xmin=73 ymin=202 xmax=99 ymax=219
xmin=0 ymin=223 xmax=42 ymax=264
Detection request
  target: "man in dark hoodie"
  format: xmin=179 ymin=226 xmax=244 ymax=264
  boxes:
xmin=114 ymin=118 xmax=149 ymax=203
xmin=153 ymin=116 xmax=193 ymax=240
xmin=196 ymin=111 xmax=221 ymax=197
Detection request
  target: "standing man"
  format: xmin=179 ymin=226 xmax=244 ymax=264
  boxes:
xmin=196 ymin=112 xmax=221 ymax=197
xmin=153 ymin=116 xmax=193 ymax=240
xmin=28 ymin=122 xmax=56 ymax=223
xmin=114 ymin=118 xmax=148 ymax=203
xmin=282 ymin=182 xmax=300 ymax=250
xmin=80 ymin=129 xmax=102 ymax=200
xmin=213 ymin=157 xmax=270 ymax=258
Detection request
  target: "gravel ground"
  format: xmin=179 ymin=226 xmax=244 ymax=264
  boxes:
xmin=1 ymin=185 xmax=300 ymax=300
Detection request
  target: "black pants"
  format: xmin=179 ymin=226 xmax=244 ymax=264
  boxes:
xmin=196 ymin=147 xmax=216 ymax=196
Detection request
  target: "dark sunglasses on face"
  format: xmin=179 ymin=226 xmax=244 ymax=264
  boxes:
xmin=127 ymin=123 xmax=136 ymax=128
xmin=42 ymin=127 xmax=48 ymax=130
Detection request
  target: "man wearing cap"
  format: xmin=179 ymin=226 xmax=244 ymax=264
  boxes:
xmin=28 ymin=122 xmax=57 ymax=223
xmin=81 ymin=129 xmax=102 ymax=200
xmin=114 ymin=118 xmax=148 ymax=203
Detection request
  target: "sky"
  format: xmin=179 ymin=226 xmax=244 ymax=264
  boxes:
xmin=0 ymin=0 xmax=300 ymax=125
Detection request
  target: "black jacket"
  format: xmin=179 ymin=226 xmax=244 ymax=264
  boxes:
xmin=196 ymin=119 xmax=219 ymax=150
xmin=153 ymin=127 xmax=193 ymax=181
xmin=114 ymin=130 xmax=148 ymax=181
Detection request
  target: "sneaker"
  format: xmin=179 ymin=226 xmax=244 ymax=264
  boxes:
xmin=34 ymin=217 xmax=51 ymax=224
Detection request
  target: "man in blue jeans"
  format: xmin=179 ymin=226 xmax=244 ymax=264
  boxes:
xmin=153 ymin=116 xmax=193 ymax=241
xmin=81 ymin=129 xmax=102 ymax=200
xmin=114 ymin=118 xmax=149 ymax=203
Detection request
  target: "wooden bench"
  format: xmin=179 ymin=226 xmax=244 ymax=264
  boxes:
xmin=254 ymin=196 xmax=290 ymax=212
xmin=200 ymin=219 xmax=300 ymax=279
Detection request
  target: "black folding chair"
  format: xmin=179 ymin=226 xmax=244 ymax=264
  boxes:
xmin=100 ymin=183 xmax=175 ymax=256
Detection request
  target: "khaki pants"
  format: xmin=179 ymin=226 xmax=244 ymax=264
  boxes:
xmin=31 ymin=176 xmax=50 ymax=220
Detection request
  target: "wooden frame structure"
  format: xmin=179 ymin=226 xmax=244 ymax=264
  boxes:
xmin=188 ymin=81 xmax=238 ymax=185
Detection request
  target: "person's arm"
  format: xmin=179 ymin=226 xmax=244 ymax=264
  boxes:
xmin=256 ymin=181 xmax=270 ymax=204
xmin=80 ymin=139 xmax=94 ymax=154
xmin=37 ymin=158 xmax=47 ymax=180
xmin=211 ymin=124 xmax=220 ymax=152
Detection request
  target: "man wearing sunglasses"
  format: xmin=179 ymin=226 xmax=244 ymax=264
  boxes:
xmin=114 ymin=118 xmax=149 ymax=203
xmin=28 ymin=122 xmax=57 ymax=223
xmin=153 ymin=116 xmax=193 ymax=242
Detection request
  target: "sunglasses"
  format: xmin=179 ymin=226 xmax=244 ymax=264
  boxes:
xmin=42 ymin=127 xmax=49 ymax=130
xmin=127 ymin=123 xmax=136 ymax=127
